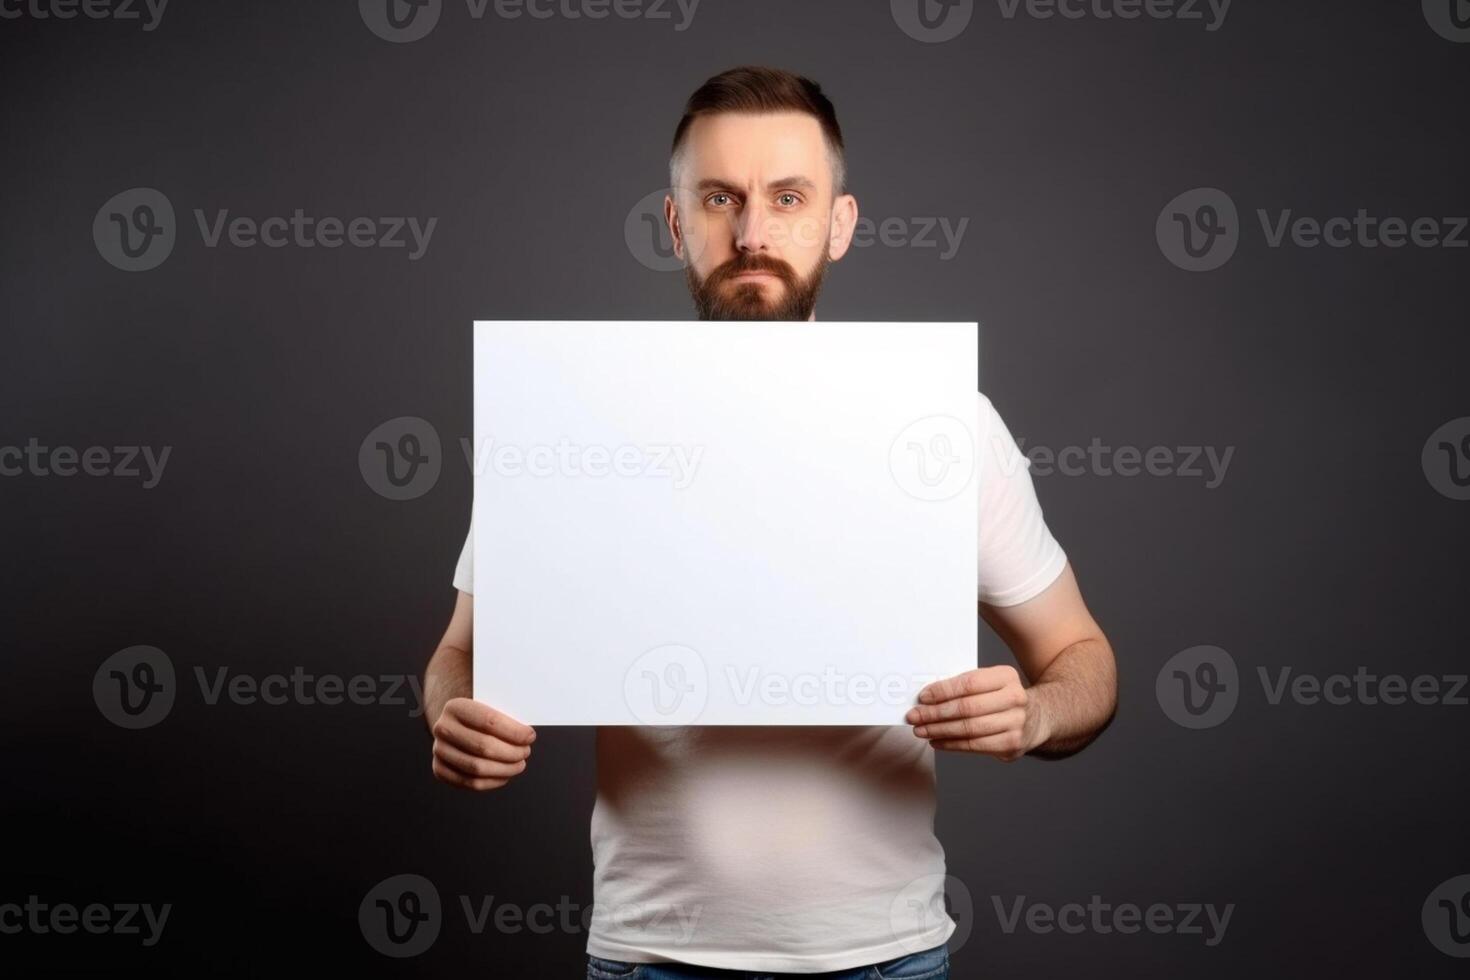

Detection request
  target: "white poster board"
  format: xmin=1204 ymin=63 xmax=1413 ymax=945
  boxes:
xmin=472 ymin=320 xmax=978 ymax=725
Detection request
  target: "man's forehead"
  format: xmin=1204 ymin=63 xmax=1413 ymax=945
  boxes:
xmin=679 ymin=111 xmax=830 ymax=187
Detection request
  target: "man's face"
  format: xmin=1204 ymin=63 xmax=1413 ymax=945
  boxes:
xmin=667 ymin=111 xmax=857 ymax=320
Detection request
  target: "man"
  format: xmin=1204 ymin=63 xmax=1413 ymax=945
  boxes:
xmin=423 ymin=66 xmax=1118 ymax=979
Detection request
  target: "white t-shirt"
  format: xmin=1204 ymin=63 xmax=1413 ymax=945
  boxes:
xmin=451 ymin=392 xmax=1066 ymax=973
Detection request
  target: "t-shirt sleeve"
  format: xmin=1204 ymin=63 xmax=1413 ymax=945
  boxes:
xmin=452 ymin=510 xmax=474 ymax=595
xmin=977 ymin=393 xmax=1067 ymax=606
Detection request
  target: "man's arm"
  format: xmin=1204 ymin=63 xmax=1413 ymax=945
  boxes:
xmin=424 ymin=590 xmax=474 ymax=732
xmin=424 ymin=591 xmax=537 ymax=790
xmin=906 ymin=561 xmax=1117 ymax=761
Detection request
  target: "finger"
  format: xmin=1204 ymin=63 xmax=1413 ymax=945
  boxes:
xmin=912 ymin=708 xmax=1025 ymax=741
xmin=444 ymin=698 xmax=536 ymax=745
xmin=930 ymin=729 xmax=1027 ymax=759
xmin=432 ymin=718 xmax=534 ymax=763
xmin=906 ymin=688 xmax=1023 ymax=725
xmin=918 ymin=665 xmax=1019 ymax=704
xmin=432 ymin=755 xmax=512 ymax=791
xmin=434 ymin=741 xmax=529 ymax=781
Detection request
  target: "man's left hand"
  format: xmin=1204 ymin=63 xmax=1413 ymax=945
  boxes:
xmin=906 ymin=665 xmax=1049 ymax=761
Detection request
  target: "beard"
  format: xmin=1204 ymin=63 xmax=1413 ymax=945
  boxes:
xmin=685 ymin=249 xmax=830 ymax=321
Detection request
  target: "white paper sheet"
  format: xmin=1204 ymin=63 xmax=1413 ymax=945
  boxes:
xmin=472 ymin=320 xmax=978 ymax=725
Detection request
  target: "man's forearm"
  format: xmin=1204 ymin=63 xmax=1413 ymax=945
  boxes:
xmin=423 ymin=643 xmax=472 ymax=734
xmin=1026 ymin=637 xmax=1117 ymax=759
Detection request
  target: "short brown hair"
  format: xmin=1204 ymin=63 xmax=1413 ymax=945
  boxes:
xmin=669 ymin=65 xmax=847 ymax=195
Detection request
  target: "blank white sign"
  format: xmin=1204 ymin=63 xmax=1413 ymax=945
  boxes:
xmin=472 ymin=320 xmax=978 ymax=725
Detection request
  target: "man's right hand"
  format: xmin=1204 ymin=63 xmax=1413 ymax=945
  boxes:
xmin=430 ymin=697 xmax=536 ymax=791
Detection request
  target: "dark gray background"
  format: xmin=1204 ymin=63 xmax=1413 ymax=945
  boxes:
xmin=2 ymin=0 xmax=1468 ymax=975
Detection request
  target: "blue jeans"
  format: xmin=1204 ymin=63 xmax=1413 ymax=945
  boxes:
xmin=586 ymin=942 xmax=948 ymax=980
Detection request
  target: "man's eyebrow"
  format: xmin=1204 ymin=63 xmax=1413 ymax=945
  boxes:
xmin=693 ymin=176 xmax=818 ymax=194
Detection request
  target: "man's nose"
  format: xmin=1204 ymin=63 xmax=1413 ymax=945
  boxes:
xmin=734 ymin=199 xmax=771 ymax=253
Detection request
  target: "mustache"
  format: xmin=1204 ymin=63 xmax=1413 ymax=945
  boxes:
xmin=703 ymin=253 xmax=800 ymax=290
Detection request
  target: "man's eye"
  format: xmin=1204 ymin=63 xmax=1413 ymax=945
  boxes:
xmin=776 ymin=193 xmax=800 ymax=207
xmin=707 ymin=193 xmax=734 ymax=207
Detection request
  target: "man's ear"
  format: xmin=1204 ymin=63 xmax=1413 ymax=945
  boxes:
xmin=664 ymin=193 xmax=684 ymax=260
xmin=826 ymin=193 xmax=859 ymax=262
